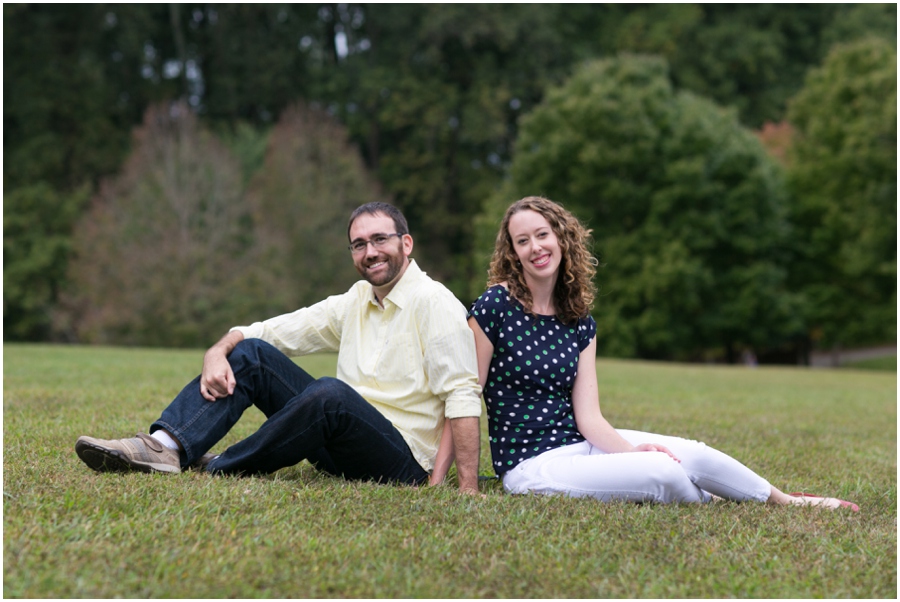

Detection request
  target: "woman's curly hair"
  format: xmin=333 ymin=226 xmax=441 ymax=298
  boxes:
xmin=487 ymin=196 xmax=598 ymax=325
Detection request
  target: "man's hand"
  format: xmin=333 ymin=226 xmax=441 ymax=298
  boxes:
xmin=448 ymin=416 xmax=480 ymax=494
xmin=200 ymin=330 xmax=244 ymax=401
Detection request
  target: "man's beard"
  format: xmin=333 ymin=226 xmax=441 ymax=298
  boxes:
xmin=356 ymin=247 xmax=405 ymax=288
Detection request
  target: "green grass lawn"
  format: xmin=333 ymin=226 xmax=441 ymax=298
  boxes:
xmin=4 ymin=344 xmax=896 ymax=598
xmin=841 ymin=355 xmax=897 ymax=372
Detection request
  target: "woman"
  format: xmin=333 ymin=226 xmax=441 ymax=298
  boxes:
xmin=432 ymin=196 xmax=857 ymax=510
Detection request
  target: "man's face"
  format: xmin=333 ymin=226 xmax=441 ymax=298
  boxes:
xmin=348 ymin=212 xmax=412 ymax=291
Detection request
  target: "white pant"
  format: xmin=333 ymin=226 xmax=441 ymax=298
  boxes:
xmin=501 ymin=429 xmax=771 ymax=504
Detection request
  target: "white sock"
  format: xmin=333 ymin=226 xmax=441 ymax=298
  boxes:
xmin=150 ymin=430 xmax=180 ymax=451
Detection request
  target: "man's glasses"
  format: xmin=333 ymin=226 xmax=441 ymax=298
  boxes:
xmin=348 ymin=233 xmax=403 ymax=255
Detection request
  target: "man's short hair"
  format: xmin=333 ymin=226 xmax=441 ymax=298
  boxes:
xmin=347 ymin=202 xmax=410 ymax=239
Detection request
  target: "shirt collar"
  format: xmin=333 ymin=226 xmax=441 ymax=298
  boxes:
xmin=370 ymin=259 xmax=423 ymax=310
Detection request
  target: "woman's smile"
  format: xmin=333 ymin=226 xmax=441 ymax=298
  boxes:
xmin=532 ymin=253 xmax=551 ymax=267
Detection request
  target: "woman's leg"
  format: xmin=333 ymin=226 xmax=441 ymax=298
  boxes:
xmin=616 ymin=429 xmax=771 ymax=502
xmin=501 ymin=441 xmax=710 ymax=503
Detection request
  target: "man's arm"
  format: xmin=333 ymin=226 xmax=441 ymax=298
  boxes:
xmin=200 ymin=330 xmax=245 ymax=401
xmin=415 ymin=285 xmax=483 ymax=494
xmin=448 ymin=417 xmax=480 ymax=494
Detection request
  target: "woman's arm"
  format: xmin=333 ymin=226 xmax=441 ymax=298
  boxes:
xmin=429 ymin=316 xmax=494 ymax=485
xmin=571 ymin=337 xmax=679 ymax=460
xmin=429 ymin=423 xmax=456 ymax=485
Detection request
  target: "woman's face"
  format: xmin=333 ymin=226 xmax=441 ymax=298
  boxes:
xmin=507 ymin=209 xmax=561 ymax=283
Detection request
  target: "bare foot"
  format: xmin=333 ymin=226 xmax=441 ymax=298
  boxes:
xmin=789 ymin=493 xmax=859 ymax=512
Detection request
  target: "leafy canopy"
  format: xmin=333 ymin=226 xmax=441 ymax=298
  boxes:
xmin=786 ymin=38 xmax=897 ymax=347
xmin=490 ymin=56 xmax=801 ymax=360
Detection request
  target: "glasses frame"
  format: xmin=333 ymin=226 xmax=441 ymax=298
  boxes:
xmin=347 ymin=232 xmax=404 ymax=255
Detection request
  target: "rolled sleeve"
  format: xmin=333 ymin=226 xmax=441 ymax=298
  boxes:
xmin=418 ymin=292 xmax=482 ymax=420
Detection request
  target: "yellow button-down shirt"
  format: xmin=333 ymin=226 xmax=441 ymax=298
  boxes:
xmin=231 ymin=260 xmax=482 ymax=473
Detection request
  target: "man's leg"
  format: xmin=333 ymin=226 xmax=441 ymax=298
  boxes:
xmin=207 ymin=377 xmax=428 ymax=485
xmin=76 ymin=339 xmax=316 ymax=473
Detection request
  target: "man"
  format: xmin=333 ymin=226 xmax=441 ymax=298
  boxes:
xmin=75 ymin=202 xmax=483 ymax=493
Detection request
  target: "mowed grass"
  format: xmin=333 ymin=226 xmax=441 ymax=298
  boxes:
xmin=4 ymin=344 xmax=896 ymax=598
xmin=842 ymin=355 xmax=897 ymax=372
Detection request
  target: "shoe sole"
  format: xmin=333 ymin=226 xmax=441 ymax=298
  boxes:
xmin=75 ymin=440 xmax=180 ymax=474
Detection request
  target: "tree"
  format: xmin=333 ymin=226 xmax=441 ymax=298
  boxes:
xmin=603 ymin=4 xmax=895 ymax=128
xmin=330 ymin=4 xmax=576 ymax=298
xmin=3 ymin=4 xmax=182 ymax=341
xmin=188 ymin=4 xmax=324 ymax=122
xmin=60 ymin=102 xmax=260 ymax=346
xmin=487 ymin=56 xmax=802 ymax=361
xmin=245 ymin=102 xmax=391 ymax=314
xmin=60 ymin=101 xmax=389 ymax=347
xmin=5 ymin=4 xmax=896 ymax=344
xmin=786 ymin=38 xmax=897 ymax=349
xmin=3 ymin=182 xmax=88 ymax=340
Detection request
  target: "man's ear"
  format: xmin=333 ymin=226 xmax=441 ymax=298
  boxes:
xmin=402 ymin=233 xmax=414 ymax=256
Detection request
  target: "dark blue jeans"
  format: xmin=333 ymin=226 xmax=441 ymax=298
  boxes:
xmin=151 ymin=339 xmax=428 ymax=484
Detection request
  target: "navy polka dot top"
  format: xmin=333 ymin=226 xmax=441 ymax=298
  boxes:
xmin=470 ymin=285 xmax=597 ymax=475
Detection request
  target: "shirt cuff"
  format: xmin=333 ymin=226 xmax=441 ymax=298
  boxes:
xmin=229 ymin=324 xmax=263 ymax=340
xmin=444 ymin=391 xmax=483 ymax=420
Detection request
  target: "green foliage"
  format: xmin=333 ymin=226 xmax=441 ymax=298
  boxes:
xmin=786 ymin=38 xmax=897 ymax=348
xmin=820 ymin=4 xmax=898 ymax=50
xmin=496 ymin=56 xmax=801 ymax=360
xmin=333 ymin=4 xmax=574 ymax=298
xmin=3 ymin=4 xmax=185 ymax=341
xmin=213 ymin=120 xmax=271 ymax=187
xmin=189 ymin=5 xmax=324 ymax=122
xmin=604 ymin=4 xmax=896 ymax=128
xmin=4 ymin=5 xmax=139 ymax=191
xmin=4 ymin=344 xmax=895 ymax=597
xmin=3 ymin=183 xmax=89 ymax=340
xmin=3 ymin=4 xmax=896 ymax=352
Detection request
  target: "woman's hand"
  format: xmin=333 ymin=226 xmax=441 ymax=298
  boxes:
xmin=632 ymin=442 xmax=681 ymax=463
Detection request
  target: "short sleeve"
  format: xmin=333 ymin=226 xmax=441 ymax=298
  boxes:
xmin=577 ymin=315 xmax=597 ymax=352
xmin=468 ymin=285 xmax=508 ymax=348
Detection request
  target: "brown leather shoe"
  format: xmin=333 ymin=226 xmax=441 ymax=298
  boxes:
xmin=75 ymin=432 xmax=181 ymax=474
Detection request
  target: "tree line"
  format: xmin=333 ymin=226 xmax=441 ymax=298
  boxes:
xmin=4 ymin=4 xmax=896 ymax=363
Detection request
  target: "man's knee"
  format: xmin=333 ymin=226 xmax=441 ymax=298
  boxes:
xmin=228 ymin=338 xmax=284 ymax=371
xmin=306 ymin=377 xmax=354 ymax=405
xmin=231 ymin=338 xmax=273 ymax=359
